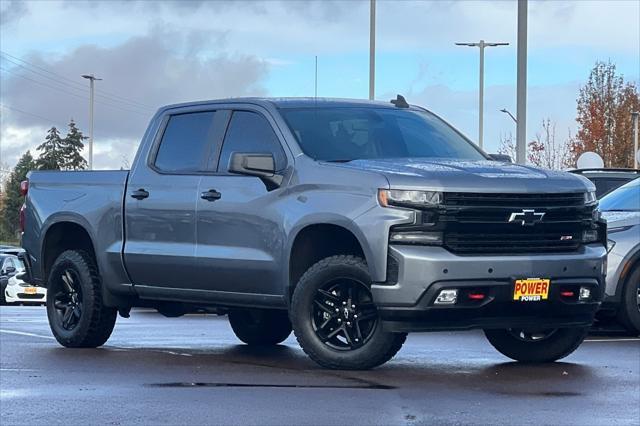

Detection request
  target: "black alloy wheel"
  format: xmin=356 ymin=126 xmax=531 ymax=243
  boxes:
xmin=507 ymin=328 xmax=558 ymax=342
xmin=52 ymin=269 xmax=83 ymax=331
xmin=312 ymin=277 xmax=378 ymax=351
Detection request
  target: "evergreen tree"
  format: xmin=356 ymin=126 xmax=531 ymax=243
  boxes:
xmin=62 ymin=120 xmax=88 ymax=170
xmin=0 ymin=151 xmax=36 ymax=241
xmin=36 ymin=126 xmax=65 ymax=170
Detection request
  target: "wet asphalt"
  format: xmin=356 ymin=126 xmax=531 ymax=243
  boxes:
xmin=0 ymin=306 xmax=638 ymax=426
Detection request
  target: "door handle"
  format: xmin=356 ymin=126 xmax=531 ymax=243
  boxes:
xmin=200 ymin=189 xmax=222 ymax=202
xmin=131 ymin=188 xmax=149 ymax=200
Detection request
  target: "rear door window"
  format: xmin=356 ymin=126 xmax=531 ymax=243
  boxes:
xmin=154 ymin=111 xmax=218 ymax=173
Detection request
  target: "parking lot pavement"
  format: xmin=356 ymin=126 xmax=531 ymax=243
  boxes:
xmin=1 ymin=306 xmax=638 ymax=426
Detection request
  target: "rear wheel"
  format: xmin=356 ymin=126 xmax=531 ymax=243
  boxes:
xmin=617 ymin=265 xmax=640 ymax=334
xmin=291 ymin=255 xmax=406 ymax=370
xmin=228 ymin=309 xmax=292 ymax=345
xmin=46 ymin=250 xmax=117 ymax=348
xmin=484 ymin=326 xmax=589 ymax=362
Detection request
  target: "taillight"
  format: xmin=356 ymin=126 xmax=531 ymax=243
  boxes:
xmin=20 ymin=180 xmax=29 ymax=196
xmin=19 ymin=204 xmax=26 ymax=233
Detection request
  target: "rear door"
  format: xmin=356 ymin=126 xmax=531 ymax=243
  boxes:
xmin=194 ymin=108 xmax=289 ymax=299
xmin=124 ymin=109 xmax=227 ymax=290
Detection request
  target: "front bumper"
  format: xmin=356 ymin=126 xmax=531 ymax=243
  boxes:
xmin=5 ymin=282 xmax=47 ymax=303
xmin=372 ymin=244 xmax=607 ymax=332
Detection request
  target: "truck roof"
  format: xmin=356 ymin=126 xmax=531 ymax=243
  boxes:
xmin=159 ymin=97 xmax=423 ymax=112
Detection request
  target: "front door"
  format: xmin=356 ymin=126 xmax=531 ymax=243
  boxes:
xmin=195 ymin=108 xmax=289 ymax=298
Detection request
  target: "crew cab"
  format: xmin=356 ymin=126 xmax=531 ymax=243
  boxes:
xmin=20 ymin=97 xmax=607 ymax=369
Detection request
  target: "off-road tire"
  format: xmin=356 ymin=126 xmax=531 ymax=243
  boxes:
xmin=46 ymin=250 xmax=117 ymax=347
xmin=617 ymin=264 xmax=640 ymax=334
xmin=228 ymin=309 xmax=292 ymax=345
xmin=291 ymin=255 xmax=406 ymax=370
xmin=484 ymin=326 xmax=589 ymax=363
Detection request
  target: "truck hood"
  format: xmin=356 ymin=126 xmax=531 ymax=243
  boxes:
xmin=332 ymin=158 xmax=593 ymax=193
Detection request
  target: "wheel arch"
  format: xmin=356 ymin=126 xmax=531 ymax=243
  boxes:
xmin=286 ymin=219 xmax=373 ymax=303
xmin=41 ymin=216 xmax=97 ymax=286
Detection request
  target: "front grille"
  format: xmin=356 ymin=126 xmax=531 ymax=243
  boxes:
xmin=445 ymin=192 xmax=585 ymax=207
xmin=441 ymin=192 xmax=593 ymax=255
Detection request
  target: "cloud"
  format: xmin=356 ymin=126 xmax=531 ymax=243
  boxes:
xmin=0 ymin=0 xmax=27 ymax=26
xmin=1 ymin=28 xmax=269 ymax=168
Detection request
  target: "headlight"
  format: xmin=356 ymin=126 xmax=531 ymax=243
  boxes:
xmin=584 ymin=191 xmax=597 ymax=205
xmin=378 ymin=189 xmax=442 ymax=209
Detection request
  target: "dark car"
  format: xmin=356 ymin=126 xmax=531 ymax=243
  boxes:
xmin=569 ymin=168 xmax=640 ymax=198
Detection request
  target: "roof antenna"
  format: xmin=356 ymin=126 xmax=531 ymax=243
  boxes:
xmin=390 ymin=94 xmax=409 ymax=108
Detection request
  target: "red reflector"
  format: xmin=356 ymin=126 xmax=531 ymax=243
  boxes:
xmin=20 ymin=180 xmax=29 ymax=196
xmin=560 ymin=291 xmax=574 ymax=297
xmin=468 ymin=293 xmax=485 ymax=300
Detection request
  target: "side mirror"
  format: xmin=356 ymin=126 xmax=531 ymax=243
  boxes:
xmin=229 ymin=153 xmax=283 ymax=190
xmin=4 ymin=266 xmax=16 ymax=276
xmin=488 ymin=153 xmax=513 ymax=163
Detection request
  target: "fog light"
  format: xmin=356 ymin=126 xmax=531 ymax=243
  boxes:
xmin=435 ymin=289 xmax=458 ymax=305
xmin=579 ymin=287 xmax=591 ymax=301
xmin=582 ymin=229 xmax=599 ymax=243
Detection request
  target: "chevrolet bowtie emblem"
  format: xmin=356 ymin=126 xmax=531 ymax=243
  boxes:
xmin=508 ymin=209 xmax=545 ymax=226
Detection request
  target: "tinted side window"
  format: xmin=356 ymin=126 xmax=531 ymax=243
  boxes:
xmin=218 ymin=111 xmax=286 ymax=173
xmin=155 ymin=111 xmax=217 ymax=173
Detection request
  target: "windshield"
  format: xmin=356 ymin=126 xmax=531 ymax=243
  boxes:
xmin=280 ymin=107 xmax=486 ymax=162
xmin=599 ymin=178 xmax=640 ymax=211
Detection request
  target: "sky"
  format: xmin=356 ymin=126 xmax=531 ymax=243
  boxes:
xmin=0 ymin=0 xmax=639 ymax=172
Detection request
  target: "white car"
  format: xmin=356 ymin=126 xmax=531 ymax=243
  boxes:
xmin=4 ymin=265 xmax=47 ymax=305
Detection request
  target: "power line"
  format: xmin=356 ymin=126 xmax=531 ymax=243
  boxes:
xmin=0 ymin=50 xmax=155 ymax=111
xmin=3 ymin=54 xmax=151 ymax=112
xmin=0 ymin=103 xmax=61 ymax=126
xmin=0 ymin=66 xmax=150 ymax=115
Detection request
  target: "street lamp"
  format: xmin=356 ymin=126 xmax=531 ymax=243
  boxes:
xmin=500 ymin=108 xmax=517 ymax=123
xmin=455 ymin=40 xmax=509 ymax=150
xmin=81 ymin=74 xmax=102 ymax=170
xmin=632 ymin=111 xmax=639 ymax=169
xmin=369 ymin=0 xmax=376 ymax=100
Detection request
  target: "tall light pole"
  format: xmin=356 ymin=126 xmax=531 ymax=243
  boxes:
xmin=369 ymin=0 xmax=376 ymax=100
xmin=500 ymin=108 xmax=517 ymax=123
xmin=632 ymin=111 xmax=639 ymax=168
xmin=455 ymin=40 xmax=509 ymax=150
xmin=81 ymin=74 xmax=102 ymax=170
xmin=516 ymin=0 xmax=528 ymax=165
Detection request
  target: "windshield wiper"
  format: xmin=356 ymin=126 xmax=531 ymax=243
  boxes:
xmin=324 ymin=159 xmax=356 ymax=163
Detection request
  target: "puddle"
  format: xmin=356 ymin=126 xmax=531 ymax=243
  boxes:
xmin=146 ymin=381 xmax=394 ymax=390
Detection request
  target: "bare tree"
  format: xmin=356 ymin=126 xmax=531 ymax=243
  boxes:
xmin=528 ymin=119 xmax=572 ymax=170
xmin=498 ymin=132 xmax=517 ymax=162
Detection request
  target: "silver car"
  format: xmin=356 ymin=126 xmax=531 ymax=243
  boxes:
xmin=600 ymin=178 xmax=640 ymax=333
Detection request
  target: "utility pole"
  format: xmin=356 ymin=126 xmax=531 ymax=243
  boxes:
xmin=369 ymin=0 xmax=376 ymax=100
xmin=500 ymin=108 xmax=517 ymax=123
xmin=81 ymin=74 xmax=102 ymax=170
xmin=516 ymin=0 xmax=528 ymax=165
xmin=455 ymin=40 xmax=509 ymax=150
xmin=632 ymin=111 xmax=639 ymax=169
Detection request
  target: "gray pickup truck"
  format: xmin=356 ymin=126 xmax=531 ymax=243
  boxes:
xmin=20 ymin=97 xmax=607 ymax=369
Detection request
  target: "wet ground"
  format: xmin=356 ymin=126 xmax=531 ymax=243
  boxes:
xmin=1 ymin=306 xmax=638 ymax=425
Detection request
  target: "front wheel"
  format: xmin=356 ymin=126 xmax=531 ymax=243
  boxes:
xmin=291 ymin=255 xmax=406 ymax=370
xmin=617 ymin=264 xmax=640 ymax=334
xmin=46 ymin=250 xmax=117 ymax=348
xmin=228 ymin=309 xmax=292 ymax=345
xmin=484 ymin=326 xmax=589 ymax=363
